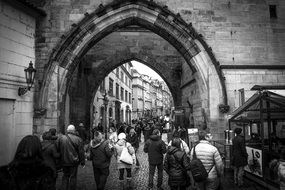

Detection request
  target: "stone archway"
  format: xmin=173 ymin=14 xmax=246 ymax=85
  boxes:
xmin=36 ymin=0 xmax=227 ymax=133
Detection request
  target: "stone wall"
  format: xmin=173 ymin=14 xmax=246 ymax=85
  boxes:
xmin=34 ymin=0 xmax=285 ymax=138
xmin=0 ymin=1 xmax=36 ymax=165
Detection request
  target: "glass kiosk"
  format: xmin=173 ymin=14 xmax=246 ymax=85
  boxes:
xmin=228 ymin=90 xmax=285 ymax=190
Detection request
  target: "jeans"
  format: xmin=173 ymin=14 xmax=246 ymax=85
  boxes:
xmin=234 ymin=166 xmax=244 ymax=186
xmin=93 ymin=167 xmax=109 ymax=190
xmin=148 ymin=163 xmax=163 ymax=188
xmin=119 ymin=168 xmax=132 ymax=180
xmin=135 ymin=148 xmax=140 ymax=166
xmin=61 ymin=166 xmax=78 ymax=190
xmin=197 ymin=177 xmax=219 ymax=190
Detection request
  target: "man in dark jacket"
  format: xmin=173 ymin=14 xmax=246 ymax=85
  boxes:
xmin=127 ymin=128 xmax=140 ymax=168
xmin=144 ymin=129 xmax=167 ymax=190
xmin=58 ymin=125 xmax=85 ymax=190
xmin=232 ymin=128 xmax=248 ymax=187
xmin=89 ymin=131 xmax=114 ymax=190
xmin=164 ymin=137 xmax=192 ymax=190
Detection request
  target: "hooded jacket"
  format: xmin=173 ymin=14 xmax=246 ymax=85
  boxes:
xmin=163 ymin=146 xmax=191 ymax=187
xmin=144 ymin=134 xmax=167 ymax=165
xmin=41 ymin=140 xmax=60 ymax=174
xmin=89 ymin=139 xmax=113 ymax=168
xmin=114 ymin=139 xmax=135 ymax=169
xmin=232 ymin=135 xmax=248 ymax=167
xmin=58 ymin=131 xmax=85 ymax=166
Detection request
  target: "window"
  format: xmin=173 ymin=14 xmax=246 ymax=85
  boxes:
xmin=239 ymin=88 xmax=245 ymax=106
xmin=121 ymin=87 xmax=124 ymax=100
xmin=116 ymin=83 xmax=119 ymax=99
xmin=125 ymin=90 xmax=128 ymax=102
xmin=116 ymin=68 xmax=119 ymax=77
xmin=125 ymin=76 xmax=128 ymax=85
xmin=109 ymin=78 xmax=113 ymax=96
xmin=121 ymin=71 xmax=124 ymax=82
xmin=269 ymin=5 xmax=277 ymax=19
xmin=99 ymin=79 xmax=105 ymax=92
xmin=129 ymin=79 xmax=131 ymax=87
xmin=129 ymin=92 xmax=131 ymax=104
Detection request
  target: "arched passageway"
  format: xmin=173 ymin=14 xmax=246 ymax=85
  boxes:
xmin=36 ymin=0 xmax=227 ymax=137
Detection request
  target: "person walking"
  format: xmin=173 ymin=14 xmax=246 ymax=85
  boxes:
xmin=190 ymin=130 xmax=224 ymax=190
xmin=168 ymin=131 xmax=190 ymax=154
xmin=41 ymin=131 xmax=60 ymax=189
xmin=114 ymin=133 xmax=136 ymax=190
xmin=144 ymin=129 xmax=167 ymax=190
xmin=231 ymin=128 xmax=248 ymax=187
xmin=127 ymin=128 xmax=140 ymax=168
xmin=109 ymin=126 xmax=118 ymax=145
xmin=0 ymin=135 xmax=54 ymax=190
xmin=89 ymin=131 xmax=114 ymax=190
xmin=58 ymin=124 xmax=85 ymax=190
xmin=164 ymin=137 xmax=192 ymax=190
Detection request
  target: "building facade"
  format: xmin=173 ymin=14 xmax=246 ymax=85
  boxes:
xmin=132 ymin=68 xmax=173 ymax=120
xmin=93 ymin=62 xmax=132 ymax=130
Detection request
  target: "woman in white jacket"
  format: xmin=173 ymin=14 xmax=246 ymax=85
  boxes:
xmin=114 ymin=133 xmax=136 ymax=190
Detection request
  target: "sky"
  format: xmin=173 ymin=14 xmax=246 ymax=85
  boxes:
xmin=131 ymin=61 xmax=163 ymax=81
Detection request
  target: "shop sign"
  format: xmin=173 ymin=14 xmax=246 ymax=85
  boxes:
xmin=174 ymin=109 xmax=184 ymax=115
xmin=245 ymin=147 xmax=263 ymax=177
xmin=188 ymin=128 xmax=199 ymax=143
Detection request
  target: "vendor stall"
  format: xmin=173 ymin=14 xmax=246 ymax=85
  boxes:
xmin=228 ymin=90 xmax=285 ymax=190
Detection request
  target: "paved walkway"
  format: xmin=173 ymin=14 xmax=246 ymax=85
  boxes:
xmin=56 ymin=134 xmax=267 ymax=190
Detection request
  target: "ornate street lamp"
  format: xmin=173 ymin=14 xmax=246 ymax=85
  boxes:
xmin=18 ymin=61 xmax=36 ymax=96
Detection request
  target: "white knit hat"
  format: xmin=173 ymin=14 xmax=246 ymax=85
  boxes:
xmin=118 ymin=133 xmax=126 ymax=140
xmin=67 ymin=124 xmax=75 ymax=132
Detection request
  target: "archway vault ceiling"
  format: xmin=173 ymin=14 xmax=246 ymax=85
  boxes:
xmin=39 ymin=0 xmax=227 ymax=110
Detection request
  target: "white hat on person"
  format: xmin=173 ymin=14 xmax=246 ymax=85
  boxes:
xmin=67 ymin=124 xmax=75 ymax=132
xmin=118 ymin=133 xmax=126 ymax=140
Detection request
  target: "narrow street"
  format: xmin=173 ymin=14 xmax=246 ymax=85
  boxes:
xmin=56 ymin=134 xmax=267 ymax=190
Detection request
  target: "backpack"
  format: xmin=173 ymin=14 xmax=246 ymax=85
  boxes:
xmin=190 ymin=145 xmax=214 ymax=182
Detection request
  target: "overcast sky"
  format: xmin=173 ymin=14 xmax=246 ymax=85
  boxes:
xmin=131 ymin=61 xmax=163 ymax=81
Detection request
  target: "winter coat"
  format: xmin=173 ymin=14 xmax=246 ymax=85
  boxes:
xmin=144 ymin=134 xmax=167 ymax=165
xmin=90 ymin=139 xmax=113 ymax=168
xmin=41 ymin=140 xmax=60 ymax=176
xmin=0 ymin=159 xmax=54 ymax=190
xmin=114 ymin=139 xmax=135 ymax=169
xmin=232 ymin=135 xmax=248 ymax=167
xmin=168 ymin=138 xmax=190 ymax=154
xmin=58 ymin=132 xmax=85 ymax=166
xmin=279 ymin=160 xmax=285 ymax=190
xmin=127 ymin=133 xmax=139 ymax=149
xmin=163 ymin=146 xmax=191 ymax=187
xmin=190 ymin=140 xmax=224 ymax=179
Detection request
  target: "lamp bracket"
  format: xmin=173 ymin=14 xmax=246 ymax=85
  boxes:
xmin=18 ymin=87 xmax=29 ymax=96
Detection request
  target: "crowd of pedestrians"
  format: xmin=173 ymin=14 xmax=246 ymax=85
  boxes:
xmin=2 ymin=118 xmax=282 ymax=190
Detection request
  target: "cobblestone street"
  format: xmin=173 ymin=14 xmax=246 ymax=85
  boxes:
xmin=56 ymin=134 xmax=267 ymax=190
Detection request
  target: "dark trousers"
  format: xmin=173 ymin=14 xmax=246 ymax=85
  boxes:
xmin=135 ymin=148 xmax=140 ymax=166
xmin=148 ymin=163 xmax=163 ymax=188
xmin=61 ymin=166 xmax=78 ymax=190
xmin=93 ymin=166 xmax=110 ymax=190
xmin=119 ymin=168 xmax=132 ymax=180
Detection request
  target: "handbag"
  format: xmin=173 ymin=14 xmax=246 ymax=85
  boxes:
xmin=119 ymin=145 xmax=133 ymax=165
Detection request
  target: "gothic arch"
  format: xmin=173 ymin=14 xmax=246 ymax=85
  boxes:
xmin=37 ymin=0 xmax=227 ymax=128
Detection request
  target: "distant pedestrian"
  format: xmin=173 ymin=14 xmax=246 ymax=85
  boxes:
xmin=135 ymin=121 xmax=142 ymax=142
xmin=41 ymin=131 xmax=60 ymax=189
xmin=114 ymin=133 xmax=136 ymax=190
xmin=58 ymin=125 xmax=85 ymax=190
xmin=127 ymin=128 xmax=140 ymax=168
xmin=89 ymin=131 xmax=114 ymax=190
xmin=143 ymin=121 xmax=153 ymax=142
xmin=0 ymin=135 xmax=54 ymax=190
xmin=190 ymin=130 xmax=224 ymax=190
xmin=168 ymin=131 xmax=190 ymax=154
xmin=231 ymin=128 xmax=248 ymax=187
xmin=144 ymin=129 xmax=167 ymax=190
xmin=164 ymin=137 xmax=193 ymax=190
xmin=109 ymin=126 xmax=118 ymax=145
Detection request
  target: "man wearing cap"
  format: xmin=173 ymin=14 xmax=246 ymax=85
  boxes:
xmin=232 ymin=127 xmax=248 ymax=187
xmin=58 ymin=124 xmax=85 ymax=190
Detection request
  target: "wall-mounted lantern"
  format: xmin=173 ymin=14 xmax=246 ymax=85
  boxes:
xmin=18 ymin=61 xmax=36 ymax=96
